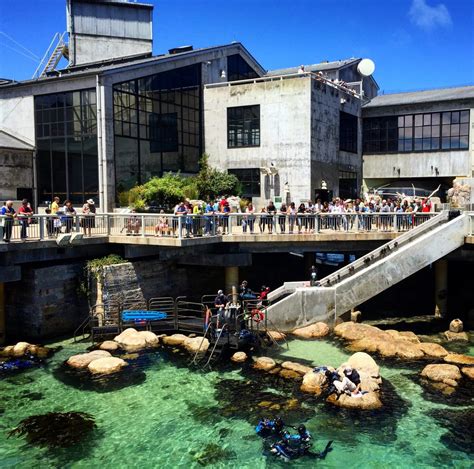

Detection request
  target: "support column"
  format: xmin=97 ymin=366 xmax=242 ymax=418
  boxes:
xmin=434 ymin=259 xmax=448 ymax=318
xmin=0 ymin=283 xmax=5 ymax=345
xmin=225 ymin=266 xmax=239 ymax=297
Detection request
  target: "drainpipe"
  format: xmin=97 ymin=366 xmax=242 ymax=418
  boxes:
xmin=32 ymin=148 xmax=38 ymax=210
xmin=96 ymin=75 xmax=105 ymax=211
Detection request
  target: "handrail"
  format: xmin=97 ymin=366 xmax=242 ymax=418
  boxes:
xmin=73 ymin=314 xmax=92 ymax=342
xmin=202 ymin=324 xmax=228 ymax=369
xmin=265 ymin=317 xmax=290 ymax=349
xmin=190 ymin=319 xmax=214 ymax=365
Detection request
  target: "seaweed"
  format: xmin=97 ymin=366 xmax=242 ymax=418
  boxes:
xmin=190 ymin=442 xmax=236 ymax=466
xmin=8 ymin=411 xmax=97 ymax=448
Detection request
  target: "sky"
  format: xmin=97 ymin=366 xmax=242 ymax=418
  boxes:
xmin=0 ymin=0 xmax=473 ymax=93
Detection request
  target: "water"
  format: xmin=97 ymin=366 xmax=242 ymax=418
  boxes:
xmin=0 ymin=337 xmax=472 ymax=468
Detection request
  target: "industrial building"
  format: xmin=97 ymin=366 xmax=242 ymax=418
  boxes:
xmin=0 ymin=0 xmax=473 ymax=210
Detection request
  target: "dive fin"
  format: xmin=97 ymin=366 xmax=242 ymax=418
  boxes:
xmin=320 ymin=440 xmax=333 ymax=459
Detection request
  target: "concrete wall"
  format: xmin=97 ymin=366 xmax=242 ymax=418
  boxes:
xmin=0 ymin=149 xmax=33 ymax=200
xmin=0 ymin=88 xmax=35 ymax=145
xmin=204 ymin=77 xmax=313 ymax=207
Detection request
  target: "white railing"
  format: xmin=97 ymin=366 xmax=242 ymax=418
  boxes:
xmin=0 ymin=212 xmax=440 ymax=243
xmin=468 ymin=212 xmax=474 ymax=235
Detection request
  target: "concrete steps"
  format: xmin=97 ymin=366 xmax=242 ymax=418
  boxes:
xmin=266 ymin=211 xmax=469 ymax=331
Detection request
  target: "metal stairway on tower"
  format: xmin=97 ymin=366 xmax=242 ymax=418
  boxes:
xmin=32 ymin=32 xmax=69 ymax=79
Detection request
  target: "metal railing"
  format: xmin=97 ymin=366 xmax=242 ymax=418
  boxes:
xmin=0 ymin=212 xmax=440 ymax=244
xmin=469 ymin=212 xmax=474 ymax=235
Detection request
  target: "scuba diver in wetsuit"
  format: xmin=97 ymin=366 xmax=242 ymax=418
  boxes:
xmin=255 ymin=417 xmax=285 ymax=438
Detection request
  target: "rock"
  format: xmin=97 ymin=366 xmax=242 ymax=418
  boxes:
xmin=253 ymin=357 xmax=276 ymax=371
xmin=268 ymin=367 xmax=282 ymax=375
xmin=99 ymin=341 xmax=120 ymax=352
xmin=115 ymin=334 xmax=147 ymax=352
xmin=113 ymin=328 xmax=138 ymax=343
xmin=183 ymin=337 xmax=209 ymax=354
xmin=257 ymin=400 xmax=273 ymax=408
xmin=284 ymin=398 xmax=299 ymax=410
xmin=12 ymin=342 xmax=31 ymax=357
xmin=0 ymin=345 xmax=14 ymax=357
xmin=418 ymin=342 xmax=448 ymax=358
xmin=334 ymin=322 xmax=385 ymax=341
xmin=121 ymin=353 xmax=139 ymax=360
xmin=461 ymin=367 xmax=474 ymax=380
xmin=162 ymin=334 xmax=188 ymax=346
xmin=395 ymin=342 xmax=426 ymax=360
xmin=34 ymin=346 xmax=52 ymax=359
xmin=267 ymin=330 xmax=286 ymax=341
xmin=87 ymin=357 xmax=128 ymax=375
xmin=292 ymin=322 xmax=329 ymax=339
xmin=444 ymin=331 xmax=469 ymax=342
xmin=279 ymin=369 xmax=302 ymax=380
xmin=346 ymin=352 xmax=380 ymax=377
xmin=327 ymin=391 xmax=382 ymax=410
xmin=281 ymin=361 xmax=312 ymax=375
xmin=444 ymin=353 xmax=474 ymax=366
xmin=137 ymin=331 xmax=160 ymax=347
xmin=66 ymin=350 xmax=112 ymax=369
xmin=351 ymin=310 xmax=362 ymax=323
xmin=300 ymin=371 xmax=326 ymax=395
xmin=421 ymin=364 xmax=462 ymax=387
xmin=449 ymin=319 xmax=463 ymax=333
xmin=231 ymin=352 xmax=247 ymax=363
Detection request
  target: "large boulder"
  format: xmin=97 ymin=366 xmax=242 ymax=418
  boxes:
xmin=267 ymin=330 xmax=286 ymax=341
xmin=99 ymin=341 xmax=120 ymax=352
xmin=449 ymin=319 xmax=463 ymax=333
xmin=418 ymin=342 xmax=448 ymax=358
xmin=444 ymin=331 xmax=469 ymax=342
xmin=253 ymin=357 xmax=276 ymax=371
xmin=461 ymin=367 xmax=474 ymax=380
xmin=346 ymin=352 xmax=380 ymax=377
xmin=137 ymin=331 xmax=160 ymax=347
xmin=12 ymin=342 xmax=31 ymax=357
xmin=116 ymin=334 xmax=147 ymax=352
xmin=183 ymin=337 xmax=209 ymax=354
xmin=231 ymin=352 xmax=247 ymax=363
xmin=444 ymin=353 xmax=474 ymax=366
xmin=300 ymin=371 xmax=326 ymax=395
xmin=87 ymin=357 xmax=128 ymax=375
xmin=334 ymin=322 xmax=385 ymax=341
xmin=327 ymin=391 xmax=382 ymax=410
xmin=0 ymin=345 xmax=14 ymax=357
xmin=281 ymin=361 xmax=312 ymax=375
xmin=279 ymin=369 xmax=302 ymax=380
xmin=114 ymin=328 xmax=138 ymax=342
xmin=421 ymin=364 xmax=462 ymax=387
xmin=162 ymin=334 xmax=188 ymax=346
xmin=292 ymin=322 xmax=329 ymax=339
xmin=67 ymin=350 xmax=112 ymax=369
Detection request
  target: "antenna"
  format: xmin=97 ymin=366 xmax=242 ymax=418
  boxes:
xmin=357 ymin=58 xmax=375 ymax=77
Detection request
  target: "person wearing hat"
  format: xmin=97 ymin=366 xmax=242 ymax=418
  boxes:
xmin=214 ymin=289 xmax=227 ymax=327
xmin=341 ymin=366 xmax=361 ymax=394
xmin=81 ymin=199 xmax=96 ymax=237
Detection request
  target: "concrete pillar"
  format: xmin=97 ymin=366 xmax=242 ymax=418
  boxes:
xmin=225 ymin=266 xmax=239 ymax=296
xmin=0 ymin=283 xmax=5 ymax=345
xmin=434 ymin=259 xmax=448 ymax=318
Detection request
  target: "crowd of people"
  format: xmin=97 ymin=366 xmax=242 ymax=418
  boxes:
xmin=1 ymin=197 xmax=96 ymax=242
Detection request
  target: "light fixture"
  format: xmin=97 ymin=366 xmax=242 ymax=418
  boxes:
xmin=220 ymin=69 xmax=226 ymax=79
xmin=284 ymin=182 xmax=290 ymax=194
xmin=321 ymin=180 xmax=328 ymax=190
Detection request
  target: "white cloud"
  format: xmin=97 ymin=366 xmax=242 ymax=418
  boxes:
xmin=409 ymin=0 xmax=452 ymax=31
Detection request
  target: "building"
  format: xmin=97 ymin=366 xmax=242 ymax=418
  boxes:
xmin=0 ymin=0 xmax=264 ymax=210
xmin=362 ymin=86 xmax=474 ymax=199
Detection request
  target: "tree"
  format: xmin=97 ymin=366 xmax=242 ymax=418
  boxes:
xmin=195 ymin=154 xmax=241 ymax=200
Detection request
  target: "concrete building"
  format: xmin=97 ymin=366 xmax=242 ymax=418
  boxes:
xmin=362 ymin=86 xmax=474 ymax=198
xmin=204 ymin=59 xmax=378 ymax=207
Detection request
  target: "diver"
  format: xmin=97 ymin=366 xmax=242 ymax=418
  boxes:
xmin=255 ymin=417 xmax=285 ymax=438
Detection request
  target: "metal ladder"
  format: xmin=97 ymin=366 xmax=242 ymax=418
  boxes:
xmin=201 ymin=325 xmax=229 ymax=369
xmin=32 ymin=32 xmax=69 ymax=78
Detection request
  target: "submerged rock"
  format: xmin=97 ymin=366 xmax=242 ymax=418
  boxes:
xmin=230 ymin=352 xmax=247 ymax=363
xmin=137 ymin=331 xmax=160 ymax=347
xmin=279 ymin=369 xmax=302 ymax=380
xmin=327 ymin=391 xmax=382 ymax=410
xmin=162 ymin=334 xmax=188 ymax=346
xmin=421 ymin=364 xmax=462 ymax=388
xmin=292 ymin=322 xmax=329 ymax=339
xmin=417 ymin=342 xmax=448 ymax=358
xmin=461 ymin=367 xmax=474 ymax=380
xmin=444 ymin=331 xmax=469 ymax=342
xmin=8 ymin=411 xmax=96 ymax=448
xmin=253 ymin=357 xmax=276 ymax=371
xmin=444 ymin=353 xmax=474 ymax=366
xmin=87 ymin=357 xmax=128 ymax=375
xmin=99 ymin=341 xmax=120 ymax=352
xmin=66 ymin=350 xmax=111 ymax=369
xmin=183 ymin=337 xmax=209 ymax=354
xmin=1 ymin=342 xmax=53 ymax=359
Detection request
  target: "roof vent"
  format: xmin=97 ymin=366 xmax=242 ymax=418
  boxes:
xmin=168 ymin=45 xmax=193 ymax=55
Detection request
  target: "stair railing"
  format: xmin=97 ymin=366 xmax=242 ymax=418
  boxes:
xmin=190 ymin=320 xmax=214 ymax=365
xmin=202 ymin=324 xmax=229 ymax=369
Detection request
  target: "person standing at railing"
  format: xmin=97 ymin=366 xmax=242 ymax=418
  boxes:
xmin=51 ymin=196 xmax=60 ymax=215
xmin=297 ymin=203 xmax=306 ymax=234
xmin=306 ymin=201 xmax=316 ymax=233
xmin=81 ymin=199 xmax=96 ymax=237
xmin=18 ymin=199 xmax=33 ymax=240
xmin=1 ymin=200 xmax=16 ymax=242
xmin=278 ymin=203 xmax=287 ymax=233
xmin=259 ymin=207 xmax=267 ymax=233
xmin=204 ymin=201 xmax=215 ymax=236
xmin=266 ymin=201 xmax=276 ymax=234
xmin=62 ymin=200 xmax=77 ymax=233
xmin=242 ymin=202 xmax=255 ymax=234
xmin=288 ymin=202 xmax=297 ymax=234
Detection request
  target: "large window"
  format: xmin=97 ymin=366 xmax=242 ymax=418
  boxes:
xmin=228 ymin=168 xmax=260 ymax=197
xmin=363 ymin=110 xmax=470 ymax=154
xmin=35 ymin=89 xmax=98 ymax=204
xmin=113 ymin=64 xmax=202 ymax=192
xmin=227 ymin=54 xmax=259 ymax=82
xmin=339 ymin=171 xmax=358 ymax=199
xmin=339 ymin=112 xmax=358 ymax=153
xmin=227 ymin=105 xmax=260 ymax=148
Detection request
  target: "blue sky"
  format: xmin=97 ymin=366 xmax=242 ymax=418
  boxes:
xmin=0 ymin=0 xmax=473 ymax=93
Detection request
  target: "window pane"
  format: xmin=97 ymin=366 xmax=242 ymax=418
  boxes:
xmin=460 ymin=123 xmax=469 ymax=135
xmin=432 ymin=126 xmax=440 ymax=137
xmin=423 ymin=126 xmax=431 ymax=137
xmin=431 ymin=113 xmax=440 ymax=125
xmin=398 ymin=116 xmax=404 ymax=127
xmin=404 ymin=140 xmax=413 ymax=152
xmin=451 ymin=111 xmax=460 ymax=124
xmin=422 ymin=138 xmax=431 ymax=150
xmin=423 ymin=114 xmax=431 ymax=125
xmin=450 ymin=137 xmax=460 ymax=149
xmin=414 ymin=138 xmax=422 ymax=151
xmin=404 ymin=115 xmax=413 ymax=127
xmin=460 ymin=110 xmax=469 ymax=123
xmin=431 ymin=138 xmax=439 ymax=150
xmin=451 ymin=124 xmax=460 ymax=136
xmin=442 ymin=125 xmax=450 ymax=137
xmin=415 ymin=127 xmax=422 ymax=138
xmin=459 ymin=136 xmax=469 ymax=149
xmin=415 ymin=115 xmax=423 ymax=126
xmin=442 ymin=112 xmax=451 ymax=124
xmin=441 ymin=137 xmax=450 ymax=149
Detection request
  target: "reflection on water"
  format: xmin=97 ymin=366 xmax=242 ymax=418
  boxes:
xmin=0 ymin=337 xmax=472 ymax=468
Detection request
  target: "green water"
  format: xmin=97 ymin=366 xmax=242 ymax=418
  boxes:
xmin=0 ymin=338 xmax=473 ymax=468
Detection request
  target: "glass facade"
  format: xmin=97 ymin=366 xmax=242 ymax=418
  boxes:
xmin=227 ymin=54 xmax=259 ymax=82
xmin=338 ymin=170 xmax=358 ymax=199
xmin=227 ymin=105 xmax=260 ymax=148
xmin=363 ymin=110 xmax=470 ymax=154
xmin=228 ymin=168 xmax=260 ymax=197
xmin=339 ymin=111 xmax=358 ymax=153
xmin=35 ymin=89 xmax=98 ymax=204
xmin=113 ymin=64 xmax=202 ymax=193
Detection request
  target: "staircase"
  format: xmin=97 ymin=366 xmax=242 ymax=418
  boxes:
xmin=32 ymin=32 xmax=69 ymax=79
xmin=266 ymin=211 xmax=470 ymax=331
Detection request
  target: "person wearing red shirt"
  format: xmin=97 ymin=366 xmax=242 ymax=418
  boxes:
xmin=421 ymin=198 xmax=432 ymax=213
xmin=18 ymin=199 xmax=33 ymax=240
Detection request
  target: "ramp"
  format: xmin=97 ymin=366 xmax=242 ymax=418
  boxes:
xmin=266 ymin=211 xmax=469 ymax=331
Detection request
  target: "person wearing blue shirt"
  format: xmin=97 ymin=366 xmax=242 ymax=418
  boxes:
xmin=1 ymin=201 xmax=16 ymax=242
